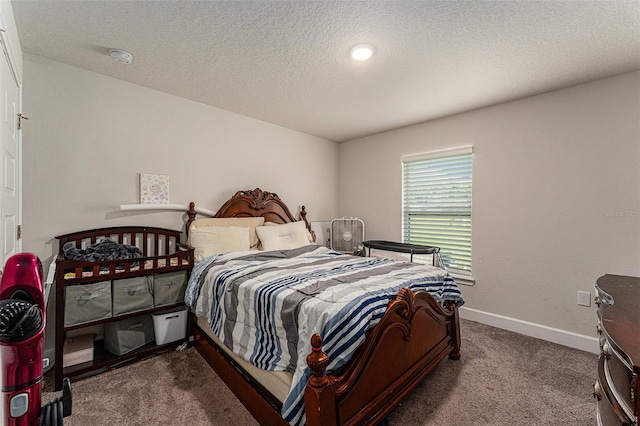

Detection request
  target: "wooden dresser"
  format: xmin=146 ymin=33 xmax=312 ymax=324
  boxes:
xmin=594 ymin=274 xmax=639 ymax=425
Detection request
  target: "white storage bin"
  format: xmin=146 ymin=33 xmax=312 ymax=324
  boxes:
xmin=152 ymin=307 xmax=187 ymax=345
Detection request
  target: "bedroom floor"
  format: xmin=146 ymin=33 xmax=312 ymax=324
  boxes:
xmin=42 ymin=319 xmax=597 ymax=425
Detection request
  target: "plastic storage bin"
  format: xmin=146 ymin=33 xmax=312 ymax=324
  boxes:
xmin=112 ymin=276 xmax=153 ymax=316
xmin=153 ymin=271 xmax=188 ymax=307
xmin=64 ymin=281 xmax=112 ymax=326
xmin=152 ymin=307 xmax=187 ymax=345
xmin=103 ymin=314 xmax=155 ymax=355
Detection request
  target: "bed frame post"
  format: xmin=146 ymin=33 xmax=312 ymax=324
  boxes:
xmin=304 ymin=334 xmax=338 ymax=426
xmin=446 ymin=300 xmax=461 ymax=360
xmin=186 ymin=202 xmax=197 ymax=235
xmin=299 ymin=205 xmax=316 ymax=242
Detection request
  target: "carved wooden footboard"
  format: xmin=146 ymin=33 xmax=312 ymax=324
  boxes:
xmin=305 ymin=288 xmax=460 ymax=426
xmin=192 ymin=287 xmax=460 ymax=426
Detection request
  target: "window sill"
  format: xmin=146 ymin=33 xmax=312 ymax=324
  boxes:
xmin=450 ymin=273 xmax=475 ymax=286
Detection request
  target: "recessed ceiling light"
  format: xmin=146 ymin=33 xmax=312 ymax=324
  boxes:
xmin=109 ymin=49 xmax=133 ymax=64
xmin=351 ymin=44 xmax=374 ymax=61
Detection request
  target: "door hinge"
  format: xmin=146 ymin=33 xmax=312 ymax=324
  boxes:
xmin=17 ymin=113 xmax=28 ymax=130
xmin=17 ymin=224 xmax=22 ymax=240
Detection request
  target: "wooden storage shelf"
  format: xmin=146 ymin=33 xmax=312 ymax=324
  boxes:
xmin=62 ymin=339 xmax=179 ymax=377
xmin=62 ymin=301 xmax=185 ymax=332
xmin=54 ymin=226 xmax=194 ymax=391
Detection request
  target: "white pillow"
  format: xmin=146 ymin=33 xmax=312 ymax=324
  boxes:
xmin=189 ymin=226 xmax=251 ymax=262
xmin=256 ymin=221 xmax=311 ymax=251
xmin=189 ymin=217 xmax=265 ymax=248
xmin=263 ymin=220 xmax=315 ymax=243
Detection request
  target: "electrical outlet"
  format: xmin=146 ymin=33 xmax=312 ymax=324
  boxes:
xmin=577 ymin=291 xmax=591 ymax=307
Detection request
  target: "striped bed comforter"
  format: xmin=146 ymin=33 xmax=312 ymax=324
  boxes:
xmin=185 ymin=245 xmax=464 ymax=425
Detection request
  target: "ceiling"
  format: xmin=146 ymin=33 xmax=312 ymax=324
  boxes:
xmin=11 ymin=1 xmax=640 ymax=142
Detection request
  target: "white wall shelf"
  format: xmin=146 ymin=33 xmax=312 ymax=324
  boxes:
xmin=119 ymin=203 xmax=216 ymax=217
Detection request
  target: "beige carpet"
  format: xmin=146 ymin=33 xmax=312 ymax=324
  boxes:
xmin=42 ymin=319 xmax=597 ymax=425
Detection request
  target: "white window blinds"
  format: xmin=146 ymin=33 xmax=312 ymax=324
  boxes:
xmin=402 ymin=147 xmax=473 ymax=276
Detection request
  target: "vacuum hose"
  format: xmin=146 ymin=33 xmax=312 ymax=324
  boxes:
xmin=0 ymin=299 xmax=43 ymax=342
xmin=39 ymin=378 xmax=72 ymax=425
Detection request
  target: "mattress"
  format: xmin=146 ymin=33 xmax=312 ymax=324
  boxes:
xmin=195 ymin=315 xmax=292 ymax=402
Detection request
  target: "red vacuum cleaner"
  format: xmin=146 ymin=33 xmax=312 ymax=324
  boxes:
xmin=1 ymin=253 xmax=71 ymax=425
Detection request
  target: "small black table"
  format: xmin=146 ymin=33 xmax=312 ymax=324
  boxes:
xmin=363 ymin=240 xmax=440 ymax=263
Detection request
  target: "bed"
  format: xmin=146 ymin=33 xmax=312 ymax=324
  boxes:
xmin=185 ymin=188 xmax=463 ymax=426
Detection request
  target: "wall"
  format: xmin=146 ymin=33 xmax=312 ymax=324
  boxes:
xmin=22 ymin=55 xmax=339 ymax=360
xmin=22 ymin=55 xmax=339 ymax=262
xmin=339 ymin=71 xmax=640 ymax=348
xmin=20 ymin=54 xmax=640 ymax=357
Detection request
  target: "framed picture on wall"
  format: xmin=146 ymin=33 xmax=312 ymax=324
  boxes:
xmin=139 ymin=173 xmax=169 ymax=204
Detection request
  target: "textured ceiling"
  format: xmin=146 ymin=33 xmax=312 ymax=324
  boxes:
xmin=11 ymin=0 xmax=640 ymax=142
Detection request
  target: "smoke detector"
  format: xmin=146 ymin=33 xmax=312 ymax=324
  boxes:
xmin=109 ymin=49 xmax=133 ymax=64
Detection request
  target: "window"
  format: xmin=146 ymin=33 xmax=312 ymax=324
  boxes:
xmin=402 ymin=147 xmax=473 ymax=280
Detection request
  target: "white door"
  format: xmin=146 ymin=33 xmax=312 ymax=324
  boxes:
xmin=0 ymin=40 xmax=21 ymax=273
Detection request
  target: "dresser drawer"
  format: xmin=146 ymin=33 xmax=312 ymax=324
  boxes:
xmin=594 ymin=285 xmax=613 ymax=319
xmin=594 ymin=275 xmax=640 ymax=425
xmin=596 ymin=356 xmax=634 ymax=425
xmin=603 ymin=342 xmax=636 ymax=418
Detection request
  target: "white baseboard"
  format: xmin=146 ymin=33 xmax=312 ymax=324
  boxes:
xmin=459 ymin=306 xmax=600 ymax=354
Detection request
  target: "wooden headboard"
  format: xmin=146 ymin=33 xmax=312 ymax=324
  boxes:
xmin=187 ymin=188 xmax=313 ymax=238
